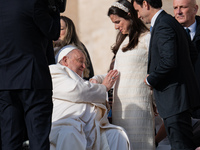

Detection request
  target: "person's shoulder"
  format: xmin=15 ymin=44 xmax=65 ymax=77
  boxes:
xmin=160 ymin=12 xmax=175 ymax=23
xmin=140 ymin=31 xmax=150 ymax=37
xmin=196 ymin=15 xmax=200 ymax=19
xmin=49 ymin=63 xmax=65 ymax=74
xmin=158 ymin=12 xmax=182 ymax=30
xmin=196 ymin=15 xmax=200 ymax=23
xmin=49 ymin=63 xmax=60 ymax=69
xmin=140 ymin=31 xmax=151 ymax=41
xmin=155 ymin=10 xmax=174 ymax=24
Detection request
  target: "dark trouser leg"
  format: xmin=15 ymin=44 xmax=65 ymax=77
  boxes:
xmin=0 ymin=115 xmax=2 ymax=150
xmin=0 ymin=90 xmax=53 ymax=150
xmin=0 ymin=91 xmax=25 ymax=150
xmin=163 ymin=110 xmax=195 ymax=150
xmin=22 ymin=89 xmax=53 ymax=150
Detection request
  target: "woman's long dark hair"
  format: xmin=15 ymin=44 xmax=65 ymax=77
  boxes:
xmin=108 ymin=0 xmax=149 ymax=54
xmin=59 ymin=16 xmax=85 ymax=51
xmin=58 ymin=16 xmax=90 ymax=78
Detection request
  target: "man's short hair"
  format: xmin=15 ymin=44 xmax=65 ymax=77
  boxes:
xmin=132 ymin=0 xmax=162 ymax=9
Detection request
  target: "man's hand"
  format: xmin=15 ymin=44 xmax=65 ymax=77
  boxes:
xmin=144 ymin=74 xmax=153 ymax=90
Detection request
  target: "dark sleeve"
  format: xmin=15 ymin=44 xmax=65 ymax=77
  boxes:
xmin=33 ymin=0 xmax=60 ymax=40
xmin=147 ymin=22 xmax=178 ymax=87
xmin=188 ymin=38 xmax=198 ymax=67
xmin=46 ymin=40 xmax=56 ymax=65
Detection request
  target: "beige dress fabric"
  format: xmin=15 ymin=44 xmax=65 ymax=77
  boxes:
xmin=112 ymin=32 xmax=155 ymax=149
xmin=49 ymin=64 xmax=130 ymax=150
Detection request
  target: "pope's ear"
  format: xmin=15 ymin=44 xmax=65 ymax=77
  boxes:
xmin=62 ymin=56 xmax=69 ymax=66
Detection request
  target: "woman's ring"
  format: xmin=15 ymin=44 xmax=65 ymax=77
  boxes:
xmin=112 ymin=77 xmax=115 ymax=79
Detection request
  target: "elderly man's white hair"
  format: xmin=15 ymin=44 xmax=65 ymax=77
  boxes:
xmin=55 ymin=45 xmax=77 ymax=63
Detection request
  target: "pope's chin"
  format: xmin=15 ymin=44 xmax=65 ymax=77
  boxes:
xmin=77 ymin=70 xmax=84 ymax=77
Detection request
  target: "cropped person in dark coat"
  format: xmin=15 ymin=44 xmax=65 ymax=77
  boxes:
xmin=133 ymin=0 xmax=200 ymax=149
xmin=0 ymin=0 xmax=60 ymax=149
xmin=173 ymin=0 xmax=200 ymax=119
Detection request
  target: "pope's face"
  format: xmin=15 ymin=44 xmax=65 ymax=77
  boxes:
xmin=173 ymin=0 xmax=198 ymax=27
xmin=66 ymin=49 xmax=86 ymax=77
xmin=109 ymin=14 xmax=130 ymax=34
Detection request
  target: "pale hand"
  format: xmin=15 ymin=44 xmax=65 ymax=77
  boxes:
xmin=102 ymin=70 xmax=119 ymax=91
xmin=89 ymin=78 xmax=98 ymax=84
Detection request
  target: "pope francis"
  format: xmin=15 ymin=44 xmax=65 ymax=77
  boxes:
xmin=49 ymin=45 xmax=130 ymax=150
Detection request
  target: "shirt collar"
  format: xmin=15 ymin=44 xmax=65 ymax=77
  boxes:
xmin=184 ymin=20 xmax=196 ymax=40
xmin=184 ymin=20 xmax=196 ymax=33
xmin=151 ymin=9 xmax=163 ymax=27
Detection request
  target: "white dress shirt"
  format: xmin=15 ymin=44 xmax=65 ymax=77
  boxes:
xmin=184 ymin=20 xmax=197 ymax=41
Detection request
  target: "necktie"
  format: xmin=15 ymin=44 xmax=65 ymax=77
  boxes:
xmin=150 ymin=26 xmax=153 ymax=33
xmin=185 ymin=28 xmax=191 ymax=40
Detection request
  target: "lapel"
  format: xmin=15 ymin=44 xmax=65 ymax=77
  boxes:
xmin=148 ymin=10 xmax=167 ymax=73
xmin=150 ymin=11 xmax=167 ymax=37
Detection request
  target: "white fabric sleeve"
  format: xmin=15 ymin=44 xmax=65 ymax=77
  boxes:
xmin=50 ymin=64 xmax=108 ymax=104
xmin=90 ymin=74 xmax=107 ymax=84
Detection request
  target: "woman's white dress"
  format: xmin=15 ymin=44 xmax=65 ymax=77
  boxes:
xmin=112 ymin=32 xmax=155 ymax=149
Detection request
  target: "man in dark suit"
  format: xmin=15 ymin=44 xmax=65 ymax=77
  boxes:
xmin=0 ymin=0 xmax=60 ymax=150
xmin=133 ymin=0 xmax=200 ymax=149
xmin=173 ymin=0 xmax=200 ymax=119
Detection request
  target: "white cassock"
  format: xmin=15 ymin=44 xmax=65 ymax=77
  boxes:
xmin=49 ymin=64 xmax=130 ymax=150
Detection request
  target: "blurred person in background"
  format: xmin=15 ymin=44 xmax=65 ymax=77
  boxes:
xmin=53 ymin=16 xmax=94 ymax=80
xmin=173 ymin=0 xmax=200 ymax=119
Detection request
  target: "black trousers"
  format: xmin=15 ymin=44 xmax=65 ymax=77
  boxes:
xmin=0 ymin=120 xmax=1 ymax=150
xmin=163 ymin=110 xmax=195 ymax=150
xmin=0 ymin=89 xmax=53 ymax=150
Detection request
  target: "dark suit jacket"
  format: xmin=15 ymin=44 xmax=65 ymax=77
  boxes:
xmin=193 ymin=16 xmax=200 ymax=89
xmin=46 ymin=40 xmax=56 ymax=65
xmin=147 ymin=11 xmax=200 ymax=118
xmin=0 ymin=0 xmax=60 ymax=90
